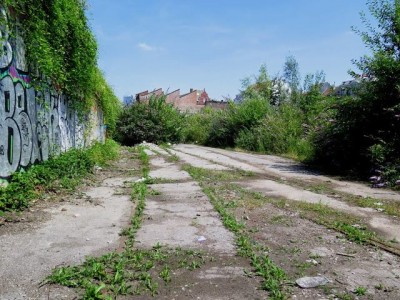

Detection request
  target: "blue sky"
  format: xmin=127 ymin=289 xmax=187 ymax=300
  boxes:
xmin=86 ymin=0 xmax=372 ymax=100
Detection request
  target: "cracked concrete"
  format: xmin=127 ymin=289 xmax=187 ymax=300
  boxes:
xmin=0 ymin=155 xmax=136 ymax=300
xmin=136 ymin=154 xmax=236 ymax=255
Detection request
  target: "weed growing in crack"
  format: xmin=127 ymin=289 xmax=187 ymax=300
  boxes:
xmin=159 ymin=265 xmax=171 ymax=283
xmin=135 ymin=145 xmax=150 ymax=177
xmin=334 ymin=222 xmax=375 ymax=244
xmin=166 ymin=154 xmax=180 ymax=163
xmin=45 ymin=146 xmax=211 ymax=299
xmin=335 ymin=292 xmax=355 ymax=300
xmin=354 ymin=286 xmax=367 ymax=296
xmin=186 ymin=166 xmax=287 ymax=300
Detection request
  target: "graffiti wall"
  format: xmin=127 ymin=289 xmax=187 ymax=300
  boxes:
xmin=0 ymin=16 xmax=104 ymax=180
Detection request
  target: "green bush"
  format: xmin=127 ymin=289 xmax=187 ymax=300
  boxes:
xmin=205 ymin=109 xmax=236 ymax=147
xmin=311 ymin=0 xmax=400 ymax=184
xmin=205 ymin=98 xmax=270 ymax=148
xmin=235 ymin=103 xmax=314 ymax=160
xmin=115 ymin=96 xmax=184 ymax=146
xmin=181 ymin=107 xmax=215 ymax=144
xmin=0 ymin=140 xmax=120 ymax=211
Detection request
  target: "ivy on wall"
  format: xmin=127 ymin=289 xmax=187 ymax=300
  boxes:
xmin=2 ymin=0 xmax=120 ymax=134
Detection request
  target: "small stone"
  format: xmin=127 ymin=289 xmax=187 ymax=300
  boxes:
xmin=61 ymin=208 xmax=67 ymax=212
xmin=377 ymin=208 xmax=385 ymax=212
xmin=374 ymin=202 xmax=383 ymax=206
xmin=74 ymin=214 xmax=80 ymax=218
xmin=306 ymin=259 xmax=319 ymax=265
xmin=197 ymin=236 xmax=207 ymax=242
xmin=296 ymin=276 xmax=329 ymax=288
xmin=86 ymin=238 xmax=90 ymax=241
xmin=310 ymin=247 xmax=332 ymax=258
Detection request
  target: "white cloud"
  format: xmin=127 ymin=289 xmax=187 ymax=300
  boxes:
xmin=138 ymin=42 xmax=157 ymax=52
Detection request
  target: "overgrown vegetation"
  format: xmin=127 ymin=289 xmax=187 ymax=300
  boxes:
xmin=311 ymin=0 xmax=400 ymax=184
xmin=115 ymin=96 xmax=183 ymax=146
xmin=47 ymin=146 xmax=211 ymax=299
xmin=0 ymin=139 xmax=119 ymax=211
xmin=116 ymin=0 xmax=399 ymax=186
xmin=1 ymin=0 xmax=121 ymax=133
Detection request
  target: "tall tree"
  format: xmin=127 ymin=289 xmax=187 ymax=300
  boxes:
xmin=313 ymin=0 xmax=400 ymax=182
xmin=283 ymin=55 xmax=301 ymax=102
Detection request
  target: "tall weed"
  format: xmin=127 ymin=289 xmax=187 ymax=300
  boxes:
xmin=0 ymin=140 xmax=120 ymax=211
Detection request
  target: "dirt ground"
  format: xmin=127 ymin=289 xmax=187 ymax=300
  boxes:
xmin=1 ymin=144 xmax=400 ymax=299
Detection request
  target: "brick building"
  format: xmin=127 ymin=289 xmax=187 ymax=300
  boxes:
xmin=135 ymin=88 xmax=214 ymax=113
xmin=135 ymin=88 xmax=164 ymax=103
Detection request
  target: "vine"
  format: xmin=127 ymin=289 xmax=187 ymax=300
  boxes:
xmin=1 ymin=0 xmax=121 ymax=133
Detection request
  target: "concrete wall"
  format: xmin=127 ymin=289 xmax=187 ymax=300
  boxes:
xmin=0 ymin=18 xmax=105 ymax=180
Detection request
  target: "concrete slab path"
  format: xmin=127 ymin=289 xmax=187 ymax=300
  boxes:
xmin=138 ymin=154 xmax=235 ymax=254
xmin=0 ymin=153 xmax=137 ymax=300
xmin=173 ymin=144 xmax=400 ymax=244
xmin=174 ymin=144 xmax=400 ymax=201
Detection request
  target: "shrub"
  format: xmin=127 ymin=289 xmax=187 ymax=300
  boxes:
xmin=115 ymin=96 xmax=184 ymax=146
xmin=235 ymin=103 xmax=314 ymax=160
xmin=181 ymin=107 xmax=215 ymax=144
xmin=205 ymin=98 xmax=270 ymax=148
xmin=311 ymin=0 xmax=400 ymax=185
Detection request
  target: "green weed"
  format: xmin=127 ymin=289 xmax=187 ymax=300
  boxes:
xmin=166 ymin=154 xmax=180 ymax=163
xmin=46 ymin=146 xmax=210 ymax=298
xmin=187 ymin=166 xmax=287 ymax=299
xmin=354 ymin=286 xmax=367 ymax=296
xmin=0 ymin=140 xmax=120 ymax=212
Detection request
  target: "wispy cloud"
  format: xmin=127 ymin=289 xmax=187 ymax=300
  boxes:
xmin=94 ymin=25 xmax=132 ymax=42
xmin=138 ymin=42 xmax=158 ymax=52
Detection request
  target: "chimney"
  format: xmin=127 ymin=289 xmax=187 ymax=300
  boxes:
xmin=190 ymin=88 xmax=194 ymax=93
